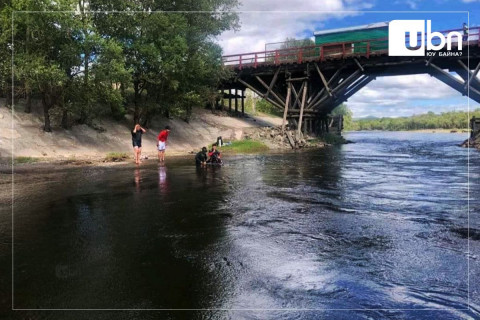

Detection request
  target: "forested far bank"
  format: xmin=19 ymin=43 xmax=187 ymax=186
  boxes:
xmin=346 ymin=109 xmax=480 ymax=131
xmin=0 ymin=0 xmax=239 ymax=132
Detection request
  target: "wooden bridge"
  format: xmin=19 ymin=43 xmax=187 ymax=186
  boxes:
xmin=220 ymin=26 xmax=480 ymax=136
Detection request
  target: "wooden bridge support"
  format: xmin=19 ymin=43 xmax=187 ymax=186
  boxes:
xmin=234 ymin=89 xmax=238 ymax=114
xmin=220 ymin=88 xmax=246 ymax=116
xmin=223 ymin=50 xmax=480 ymax=136
xmin=241 ymin=89 xmax=245 ymax=115
xmin=281 ymin=82 xmax=292 ymax=134
xmin=440 ymin=60 xmax=480 ymax=102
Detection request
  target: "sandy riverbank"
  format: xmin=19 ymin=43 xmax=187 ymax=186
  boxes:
xmin=0 ymin=99 xmax=284 ymax=161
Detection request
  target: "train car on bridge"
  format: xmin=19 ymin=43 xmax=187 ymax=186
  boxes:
xmin=314 ymin=21 xmax=389 ymax=56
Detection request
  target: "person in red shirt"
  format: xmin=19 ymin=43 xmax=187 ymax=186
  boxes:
xmin=157 ymin=125 xmax=171 ymax=162
xmin=207 ymin=143 xmax=222 ymax=164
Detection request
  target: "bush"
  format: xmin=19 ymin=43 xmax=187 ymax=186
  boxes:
xmin=14 ymin=156 xmax=38 ymax=164
xmin=322 ymin=133 xmax=347 ymax=144
xmin=105 ymin=152 xmax=129 ymax=162
xmin=220 ymin=140 xmax=269 ymax=153
xmin=244 ymin=97 xmax=283 ymax=117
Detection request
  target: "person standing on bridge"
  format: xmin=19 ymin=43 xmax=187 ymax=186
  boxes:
xmin=157 ymin=125 xmax=171 ymax=162
xmin=132 ymin=124 xmax=146 ymax=165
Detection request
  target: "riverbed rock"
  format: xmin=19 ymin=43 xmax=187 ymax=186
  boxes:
xmin=275 ymin=135 xmax=284 ymax=142
xmin=461 ymin=132 xmax=480 ymax=149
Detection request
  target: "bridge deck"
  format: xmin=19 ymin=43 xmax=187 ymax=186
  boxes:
xmin=222 ymin=27 xmax=480 ymax=69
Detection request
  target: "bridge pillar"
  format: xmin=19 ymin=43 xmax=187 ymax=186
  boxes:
xmin=241 ymin=89 xmax=245 ymax=115
xmin=234 ymin=89 xmax=238 ymax=114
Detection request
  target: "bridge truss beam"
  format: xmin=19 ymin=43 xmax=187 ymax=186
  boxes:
xmin=223 ymin=48 xmax=480 ymax=135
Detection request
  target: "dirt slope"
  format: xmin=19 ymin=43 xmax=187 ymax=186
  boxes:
xmin=0 ymin=99 xmax=282 ymax=159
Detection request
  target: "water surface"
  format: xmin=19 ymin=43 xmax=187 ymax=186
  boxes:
xmin=1 ymin=131 xmax=479 ymax=319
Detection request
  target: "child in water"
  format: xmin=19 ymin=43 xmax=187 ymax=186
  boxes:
xmin=207 ymin=143 xmax=222 ymax=164
xmin=195 ymin=147 xmax=208 ymax=166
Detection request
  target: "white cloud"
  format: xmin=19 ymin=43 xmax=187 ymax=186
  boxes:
xmin=216 ymin=1 xmax=480 ymax=118
xmin=218 ymin=0 xmax=374 ymax=55
xmin=401 ymin=0 xmax=419 ymax=9
xmin=347 ymin=74 xmax=479 ymax=117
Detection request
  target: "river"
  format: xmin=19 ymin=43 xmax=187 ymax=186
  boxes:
xmin=1 ymin=131 xmax=479 ymax=319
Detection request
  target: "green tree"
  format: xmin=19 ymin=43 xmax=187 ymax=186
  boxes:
xmin=1 ymin=0 xmax=239 ymax=131
xmin=91 ymin=0 xmax=239 ymax=125
xmin=12 ymin=1 xmax=77 ymax=131
xmin=330 ymin=104 xmax=356 ymax=131
xmin=352 ymin=109 xmax=480 ymax=131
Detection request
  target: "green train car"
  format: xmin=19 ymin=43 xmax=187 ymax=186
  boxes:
xmin=314 ymin=22 xmax=389 ymax=55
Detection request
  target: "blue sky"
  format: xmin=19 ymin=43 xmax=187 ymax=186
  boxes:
xmin=303 ymin=6 xmax=475 ymax=37
xmin=218 ymin=0 xmax=480 ymax=118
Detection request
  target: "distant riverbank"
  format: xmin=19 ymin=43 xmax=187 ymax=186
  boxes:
xmin=345 ymin=129 xmax=470 ymax=134
xmin=346 ymin=129 xmax=470 ymax=134
xmin=349 ymin=109 xmax=480 ymax=132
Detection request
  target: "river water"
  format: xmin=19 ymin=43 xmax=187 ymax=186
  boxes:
xmin=1 ymin=131 xmax=479 ymax=319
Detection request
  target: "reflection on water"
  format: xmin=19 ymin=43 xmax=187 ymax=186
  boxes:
xmin=134 ymin=168 xmax=140 ymax=192
xmin=158 ymin=164 xmax=168 ymax=195
xmin=1 ymin=131 xmax=480 ymax=319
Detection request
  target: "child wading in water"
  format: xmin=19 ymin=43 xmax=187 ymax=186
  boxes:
xmin=132 ymin=124 xmax=146 ymax=164
xmin=207 ymin=143 xmax=222 ymax=164
xmin=157 ymin=126 xmax=171 ymax=162
xmin=195 ymin=147 xmax=208 ymax=166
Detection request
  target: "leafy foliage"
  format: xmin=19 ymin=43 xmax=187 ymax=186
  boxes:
xmin=220 ymin=140 xmax=269 ymax=153
xmin=330 ymin=103 xmax=354 ymax=130
xmin=0 ymin=0 xmax=239 ymax=130
xmin=350 ymin=109 xmax=480 ymax=131
xmin=244 ymin=93 xmax=283 ymax=117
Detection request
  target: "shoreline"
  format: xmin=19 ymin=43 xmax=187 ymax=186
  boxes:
xmin=345 ymin=129 xmax=470 ymax=133
xmin=2 ymin=130 xmax=473 ymax=170
xmin=0 ymin=146 xmax=306 ymax=172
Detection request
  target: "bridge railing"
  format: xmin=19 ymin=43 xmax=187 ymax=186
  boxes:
xmin=222 ymin=27 xmax=480 ymax=69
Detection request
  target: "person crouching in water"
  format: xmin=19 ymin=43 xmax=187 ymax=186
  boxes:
xmin=207 ymin=143 xmax=222 ymax=164
xmin=195 ymin=147 xmax=208 ymax=166
xmin=131 ymin=124 xmax=146 ymax=164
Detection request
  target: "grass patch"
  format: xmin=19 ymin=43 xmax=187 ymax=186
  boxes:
xmin=105 ymin=152 xmax=129 ymax=162
xmin=14 ymin=156 xmax=39 ymax=164
xmin=220 ymin=140 xmax=269 ymax=153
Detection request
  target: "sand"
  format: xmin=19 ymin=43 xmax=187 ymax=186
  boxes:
xmin=0 ymin=99 xmax=282 ymax=161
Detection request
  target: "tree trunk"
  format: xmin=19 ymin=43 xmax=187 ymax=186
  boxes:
xmin=80 ymin=0 xmax=89 ymax=125
xmin=42 ymin=93 xmax=52 ymax=132
xmin=141 ymin=114 xmax=150 ymax=128
xmin=120 ymin=82 xmax=126 ymax=107
xmin=25 ymin=17 xmax=32 ymax=113
xmin=6 ymin=86 xmax=12 ymax=108
xmin=185 ymin=104 xmax=192 ymax=123
xmin=133 ymin=79 xmax=140 ymax=124
xmin=61 ymin=108 xmax=69 ymax=129
xmin=78 ymin=49 xmax=90 ymax=124
xmin=25 ymin=88 xmax=32 ymax=113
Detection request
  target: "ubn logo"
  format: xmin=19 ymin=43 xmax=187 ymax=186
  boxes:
xmin=388 ymin=20 xmax=463 ymax=56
